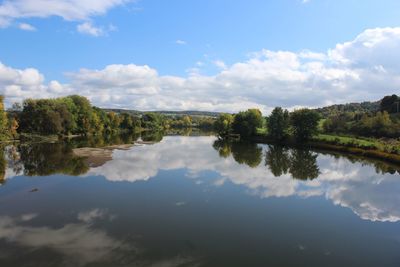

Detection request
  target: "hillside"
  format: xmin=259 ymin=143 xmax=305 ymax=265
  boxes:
xmin=315 ymin=101 xmax=380 ymax=118
xmin=103 ymin=109 xmax=222 ymax=118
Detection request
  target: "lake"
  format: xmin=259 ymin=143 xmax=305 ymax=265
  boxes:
xmin=0 ymin=133 xmax=399 ymax=267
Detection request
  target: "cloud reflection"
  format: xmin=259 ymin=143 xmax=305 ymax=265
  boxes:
xmin=85 ymin=136 xmax=400 ymax=222
xmin=0 ymin=210 xmax=133 ymax=266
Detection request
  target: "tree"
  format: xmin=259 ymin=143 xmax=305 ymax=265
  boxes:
xmin=142 ymin=112 xmax=164 ymax=130
xmin=232 ymin=109 xmax=263 ymax=138
xmin=214 ymin=113 xmax=234 ymax=137
xmin=0 ymin=96 xmax=8 ymax=137
xmin=107 ymin=112 xmax=121 ymax=132
xmin=290 ymin=109 xmax=320 ymax=141
xmin=182 ymin=115 xmax=192 ymax=127
xmin=380 ymin=94 xmax=399 ymax=113
xmin=267 ymin=107 xmax=289 ymax=141
xmin=120 ymin=113 xmax=134 ymax=131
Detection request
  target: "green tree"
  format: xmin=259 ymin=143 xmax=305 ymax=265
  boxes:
xmin=0 ymin=96 xmax=8 ymax=137
xmin=214 ymin=113 xmax=234 ymax=137
xmin=290 ymin=109 xmax=320 ymax=141
xmin=380 ymin=94 xmax=399 ymax=113
xmin=232 ymin=109 xmax=263 ymax=138
xmin=267 ymin=107 xmax=290 ymax=141
xmin=120 ymin=113 xmax=135 ymax=131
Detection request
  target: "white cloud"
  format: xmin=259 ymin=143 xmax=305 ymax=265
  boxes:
xmin=77 ymin=22 xmax=104 ymax=36
xmin=214 ymin=60 xmax=227 ymax=70
xmin=176 ymin=39 xmax=187 ymax=45
xmin=0 ymin=0 xmax=132 ymax=28
xmin=18 ymin=22 xmax=35 ymax=31
xmin=1 ymin=27 xmax=400 ymax=113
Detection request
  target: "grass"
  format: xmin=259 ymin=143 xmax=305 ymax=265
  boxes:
xmin=314 ymin=134 xmax=400 ymax=155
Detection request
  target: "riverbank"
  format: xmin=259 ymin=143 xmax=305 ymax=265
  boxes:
xmin=248 ymin=133 xmax=400 ymax=165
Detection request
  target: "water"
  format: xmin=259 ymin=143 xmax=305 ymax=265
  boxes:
xmin=0 ymin=134 xmax=399 ymax=266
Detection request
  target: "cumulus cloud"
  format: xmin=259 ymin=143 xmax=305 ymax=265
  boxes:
xmin=1 ymin=27 xmax=400 ymax=112
xmin=0 ymin=0 xmax=132 ymax=28
xmin=213 ymin=60 xmax=227 ymax=70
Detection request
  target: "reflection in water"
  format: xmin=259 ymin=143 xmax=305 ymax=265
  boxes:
xmin=287 ymin=149 xmax=320 ymax=180
xmin=214 ymin=141 xmax=320 ymax=179
xmin=265 ymin=145 xmax=291 ymax=177
xmin=0 ymin=145 xmax=6 ymax=184
xmin=213 ymin=139 xmax=263 ymax=167
xmin=1 ymin=135 xmax=400 ymax=223
xmin=1 ymin=135 xmax=400 ymax=266
xmin=141 ymin=130 xmax=164 ymax=142
xmin=18 ymin=143 xmax=89 ymax=176
xmin=0 ymin=212 xmax=134 ymax=267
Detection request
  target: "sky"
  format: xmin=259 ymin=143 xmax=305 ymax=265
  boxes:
xmin=1 ymin=0 xmax=400 ymax=113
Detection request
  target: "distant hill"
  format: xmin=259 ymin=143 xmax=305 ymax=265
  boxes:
xmin=103 ymin=96 xmax=394 ymax=119
xmin=102 ymin=109 xmax=223 ymax=118
xmin=315 ymin=101 xmax=380 ymax=118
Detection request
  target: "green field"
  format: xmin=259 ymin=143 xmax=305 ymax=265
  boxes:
xmin=314 ymin=134 xmax=400 ymax=154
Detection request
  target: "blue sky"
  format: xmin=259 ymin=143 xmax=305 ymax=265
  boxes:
xmin=1 ymin=0 xmax=400 ymax=112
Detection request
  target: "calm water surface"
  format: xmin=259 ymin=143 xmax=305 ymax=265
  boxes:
xmin=0 ymin=134 xmax=400 ymax=266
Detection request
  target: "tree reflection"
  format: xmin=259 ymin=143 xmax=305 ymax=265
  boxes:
xmin=70 ymin=132 xmax=140 ymax=148
xmin=214 ymin=141 xmax=320 ymax=179
xmin=288 ymin=149 xmax=320 ymax=180
xmin=17 ymin=143 xmax=89 ymax=176
xmin=0 ymin=145 xmax=6 ymax=184
xmin=265 ymin=146 xmax=320 ymax=180
xmin=213 ymin=140 xmax=262 ymax=168
xmin=265 ymin=145 xmax=290 ymax=177
xmin=141 ymin=131 xmax=164 ymax=142
xmin=212 ymin=139 xmax=232 ymax=158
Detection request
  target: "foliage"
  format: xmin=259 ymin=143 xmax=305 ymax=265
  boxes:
xmin=380 ymin=94 xmax=400 ymax=113
xmin=214 ymin=113 xmax=234 ymax=137
xmin=141 ymin=112 xmax=165 ymax=130
xmin=267 ymin=107 xmax=289 ymax=142
xmin=290 ymin=109 xmax=320 ymax=141
xmin=232 ymin=109 xmax=263 ymax=138
xmin=0 ymin=96 xmax=8 ymax=138
xmin=16 ymin=95 xmax=140 ymax=136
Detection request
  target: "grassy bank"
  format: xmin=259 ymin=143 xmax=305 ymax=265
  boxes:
xmin=247 ymin=133 xmax=400 ymax=165
xmin=314 ymin=134 xmax=400 ymax=154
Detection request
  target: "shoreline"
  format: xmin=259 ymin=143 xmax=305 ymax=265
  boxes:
xmin=247 ymin=135 xmax=400 ymax=166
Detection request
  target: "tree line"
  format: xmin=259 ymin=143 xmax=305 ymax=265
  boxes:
xmin=214 ymin=107 xmax=321 ymax=142
xmin=0 ymin=95 xmax=216 ymax=139
xmin=215 ymin=94 xmax=400 ymax=142
xmin=322 ymin=94 xmax=400 ymax=138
